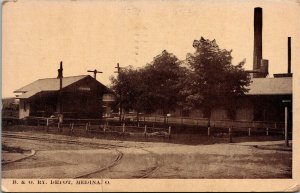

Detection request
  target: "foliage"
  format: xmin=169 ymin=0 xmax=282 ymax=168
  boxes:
xmin=110 ymin=37 xmax=251 ymax=120
xmin=110 ymin=50 xmax=185 ymax=115
xmin=182 ymin=37 xmax=251 ymax=118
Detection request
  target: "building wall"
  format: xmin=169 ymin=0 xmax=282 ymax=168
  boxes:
xmin=19 ymin=99 xmax=30 ymax=119
xmin=235 ymin=97 xmax=254 ymax=121
xmin=211 ymin=107 xmax=229 ymax=120
xmin=235 ymin=107 xmax=254 ymax=121
xmin=59 ymin=76 xmax=106 ymax=118
xmin=21 ymin=76 xmax=108 ymax=119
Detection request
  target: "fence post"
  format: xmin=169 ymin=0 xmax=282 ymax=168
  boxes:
xmin=85 ymin=122 xmax=88 ymax=133
xmin=123 ymin=123 xmax=125 ymax=133
xmin=229 ymin=127 xmax=232 ymax=143
xmin=46 ymin=119 xmax=49 ymax=132
xmin=138 ymin=122 xmax=140 ymax=128
xmin=208 ymin=126 xmax=210 ymax=136
xmin=266 ymin=128 xmax=269 ymax=136
xmin=248 ymin=127 xmax=251 ymax=136
xmin=168 ymin=126 xmax=171 ymax=139
xmin=285 ymin=106 xmax=289 ymax=147
xmin=144 ymin=125 xmax=147 ymax=138
xmin=71 ymin=123 xmax=74 ymax=133
xmin=58 ymin=122 xmax=60 ymax=132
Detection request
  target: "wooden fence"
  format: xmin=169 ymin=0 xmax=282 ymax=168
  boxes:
xmin=8 ymin=116 xmax=290 ymax=139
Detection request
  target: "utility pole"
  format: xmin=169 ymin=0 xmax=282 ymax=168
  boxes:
xmin=87 ymin=69 xmax=103 ymax=79
xmin=57 ymin=61 xmax=63 ymax=124
xmin=114 ymin=63 xmax=122 ymax=122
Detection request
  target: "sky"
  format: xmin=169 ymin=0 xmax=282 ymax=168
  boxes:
xmin=2 ymin=0 xmax=300 ymax=98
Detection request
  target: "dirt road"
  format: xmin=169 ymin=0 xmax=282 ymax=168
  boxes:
xmin=2 ymin=131 xmax=292 ymax=178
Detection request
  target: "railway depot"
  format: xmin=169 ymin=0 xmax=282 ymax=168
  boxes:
xmin=13 ymin=69 xmax=114 ymax=119
xmin=1 ymin=2 xmax=296 ymax=186
xmin=3 ymin=7 xmax=293 ymax=133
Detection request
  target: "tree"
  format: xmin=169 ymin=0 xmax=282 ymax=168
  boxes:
xmin=110 ymin=66 xmax=145 ymax=121
xmin=110 ymin=50 xmax=186 ymax=123
xmin=144 ymin=50 xmax=185 ymax=116
xmin=110 ymin=65 xmax=162 ymax=123
xmin=182 ymin=37 xmax=251 ymax=119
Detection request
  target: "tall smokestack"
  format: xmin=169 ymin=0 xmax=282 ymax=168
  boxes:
xmin=253 ymin=7 xmax=263 ymax=78
xmin=288 ymin=37 xmax=291 ymax=74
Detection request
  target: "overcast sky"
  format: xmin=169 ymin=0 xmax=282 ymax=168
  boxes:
xmin=2 ymin=0 xmax=300 ymax=98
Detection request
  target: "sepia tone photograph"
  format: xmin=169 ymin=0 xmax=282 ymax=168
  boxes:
xmin=1 ymin=0 xmax=300 ymax=192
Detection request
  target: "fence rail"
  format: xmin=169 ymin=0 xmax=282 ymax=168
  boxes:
xmin=106 ymin=115 xmax=285 ymax=130
xmin=3 ymin=116 xmax=291 ymax=140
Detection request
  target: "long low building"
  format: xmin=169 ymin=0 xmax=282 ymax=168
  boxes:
xmin=153 ymin=76 xmax=292 ymax=125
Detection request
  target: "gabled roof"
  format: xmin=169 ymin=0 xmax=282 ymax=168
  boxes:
xmin=246 ymin=77 xmax=292 ymax=95
xmin=14 ymin=75 xmax=108 ymax=99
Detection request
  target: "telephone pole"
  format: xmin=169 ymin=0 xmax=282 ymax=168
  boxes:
xmin=57 ymin=61 xmax=63 ymax=123
xmin=87 ymin=69 xmax=103 ymax=79
xmin=114 ymin=63 xmax=122 ymax=122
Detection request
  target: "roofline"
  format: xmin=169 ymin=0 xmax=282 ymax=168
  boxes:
xmin=13 ymin=75 xmax=90 ymax=93
xmin=36 ymin=75 xmax=88 ymax=81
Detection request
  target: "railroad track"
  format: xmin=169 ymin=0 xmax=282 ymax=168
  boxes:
xmin=2 ymin=132 xmax=162 ymax=178
xmin=135 ymin=147 xmax=162 ymax=178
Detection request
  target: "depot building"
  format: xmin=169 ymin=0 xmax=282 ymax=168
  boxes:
xmin=14 ymin=64 xmax=114 ymax=119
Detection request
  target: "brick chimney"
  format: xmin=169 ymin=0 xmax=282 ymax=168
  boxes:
xmin=253 ymin=7 xmax=263 ymax=78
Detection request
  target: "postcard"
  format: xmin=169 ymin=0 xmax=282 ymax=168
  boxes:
xmin=2 ymin=0 xmax=300 ymax=192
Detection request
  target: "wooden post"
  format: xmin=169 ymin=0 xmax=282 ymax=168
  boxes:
xmin=46 ymin=119 xmax=49 ymax=132
xmin=85 ymin=123 xmax=88 ymax=132
xmin=122 ymin=123 xmax=125 ymax=133
xmin=168 ymin=126 xmax=171 ymax=139
xmin=208 ymin=126 xmax=210 ymax=136
xmin=266 ymin=128 xmax=269 ymax=136
xmin=248 ymin=127 xmax=251 ymax=136
xmin=69 ymin=123 xmax=72 ymax=133
xmin=285 ymin=106 xmax=289 ymax=147
xmin=58 ymin=122 xmax=60 ymax=132
xmin=229 ymin=127 xmax=232 ymax=143
xmin=138 ymin=122 xmax=140 ymax=128
xmin=144 ymin=125 xmax=147 ymax=138
xmin=71 ymin=123 xmax=74 ymax=133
